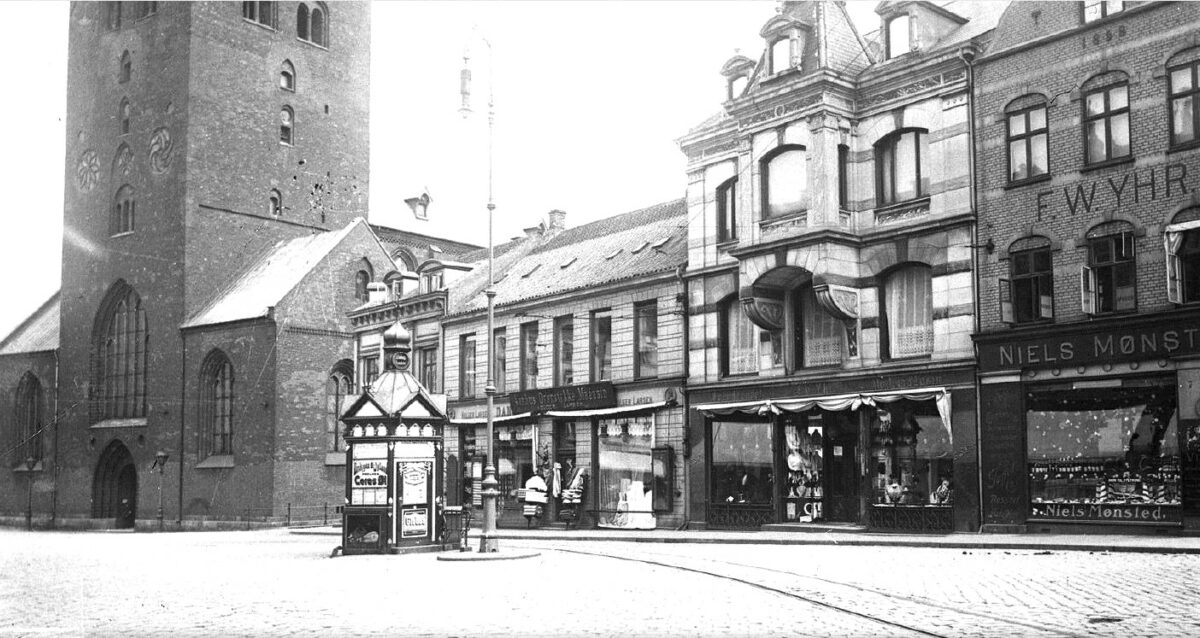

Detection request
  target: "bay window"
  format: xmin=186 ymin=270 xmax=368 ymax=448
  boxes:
xmin=761 ymin=145 xmax=807 ymax=219
xmin=721 ymin=298 xmax=758 ymax=376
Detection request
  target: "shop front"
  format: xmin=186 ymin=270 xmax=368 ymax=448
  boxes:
xmin=976 ymin=312 xmax=1200 ymax=533
xmin=689 ymin=367 xmax=975 ymax=532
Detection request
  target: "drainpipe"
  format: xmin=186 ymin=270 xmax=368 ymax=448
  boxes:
xmin=959 ymin=46 xmax=984 ymax=533
xmin=51 ymin=348 xmax=60 ymax=528
xmin=675 ymin=265 xmax=691 ymax=529
xmin=178 ymin=332 xmax=186 ymax=526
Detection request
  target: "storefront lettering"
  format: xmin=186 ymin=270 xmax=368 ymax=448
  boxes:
xmin=981 ymin=320 xmax=1200 ymax=371
xmin=509 ymin=381 xmax=618 ymax=413
xmin=1030 ymin=503 xmax=1180 ymax=523
xmin=1036 ymin=162 xmax=1191 ymax=221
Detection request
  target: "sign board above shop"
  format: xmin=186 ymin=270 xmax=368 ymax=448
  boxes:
xmin=977 ymin=315 xmax=1200 ymax=372
xmin=509 ymin=381 xmax=617 ymax=414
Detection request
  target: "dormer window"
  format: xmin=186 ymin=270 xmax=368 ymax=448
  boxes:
xmin=886 ymin=14 xmax=911 ymax=59
xmin=759 ymin=16 xmax=808 ymax=76
xmin=729 ymin=76 xmax=748 ymax=100
xmin=721 ymin=54 xmax=755 ymax=101
xmin=770 ymin=37 xmax=792 ymax=74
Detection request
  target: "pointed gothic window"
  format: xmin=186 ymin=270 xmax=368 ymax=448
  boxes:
xmin=15 ymin=372 xmax=43 ymax=466
xmin=92 ymin=282 xmax=148 ymax=422
xmin=112 ymin=185 xmax=135 ymax=235
xmin=201 ymin=350 xmax=234 ymax=457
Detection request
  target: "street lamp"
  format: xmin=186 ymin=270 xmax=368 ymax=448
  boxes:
xmin=152 ymin=450 xmax=169 ymax=532
xmin=24 ymin=456 xmax=35 ymax=531
xmin=460 ymin=30 xmax=500 ymax=553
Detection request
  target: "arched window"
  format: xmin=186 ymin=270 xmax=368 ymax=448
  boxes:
xmin=761 ymin=145 xmax=807 ymax=219
xmin=325 ymin=360 xmax=353 ymax=453
xmin=1166 ymin=207 xmax=1200 ymax=305
xmin=1006 ymin=95 xmax=1049 ymax=183
xmin=119 ymin=98 xmax=131 ymax=135
xmin=354 ymin=270 xmax=370 ymax=301
xmin=280 ymin=60 xmax=295 ymax=91
xmin=392 ymin=249 xmax=417 ymax=272
xmin=119 ymin=50 xmax=131 ymax=83
xmin=311 ymin=3 xmax=327 ymax=47
xmin=1003 ymin=236 xmax=1054 ymax=324
xmin=720 ymin=297 xmax=758 ymax=376
xmin=15 ymin=372 xmax=43 ymax=465
xmin=1083 ymin=221 xmax=1136 ymax=314
xmin=112 ymin=184 xmax=135 ymax=235
xmin=243 ymin=1 xmax=276 ymax=28
xmin=280 ymin=106 xmax=293 ymax=145
xmin=92 ymin=282 xmax=148 ymax=422
xmin=876 ymin=129 xmax=929 ymax=206
xmin=200 ymin=350 xmax=234 ymax=457
xmin=296 ymin=4 xmax=309 ymax=40
xmin=886 ymin=14 xmax=911 ymax=59
xmin=268 ymin=189 xmax=282 ymax=217
xmin=1081 ymin=71 xmax=1130 ymax=165
xmin=882 ymin=264 xmax=933 ymax=358
xmin=716 ymin=176 xmax=738 ymax=242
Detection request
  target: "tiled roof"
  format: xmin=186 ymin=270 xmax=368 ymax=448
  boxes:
xmin=183 ymin=219 xmax=366 ymax=329
xmin=447 ymin=199 xmax=687 ymax=316
xmin=0 ymin=293 xmax=60 ymax=355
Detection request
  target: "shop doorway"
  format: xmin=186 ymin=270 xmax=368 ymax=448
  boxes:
xmin=821 ymin=412 xmax=859 ymax=523
xmin=93 ymin=440 xmax=137 ymax=528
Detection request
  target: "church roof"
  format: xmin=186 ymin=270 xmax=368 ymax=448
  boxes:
xmin=0 ymin=292 xmax=60 ymax=356
xmin=446 ymin=198 xmax=687 ymax=316
xmin=183 ymin=218 xmax=367 ymax=329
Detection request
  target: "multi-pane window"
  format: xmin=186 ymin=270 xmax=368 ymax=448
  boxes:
xmin=242 ymin=1 xmax=276 ymax=28
xmin=1082 ymin=223 xmax=1136 ymax=314
xmin=201 ymin=350 xmax=234 ymax=458
xmin=325 ymin=362 xmax=352 ymax=453
xmin=721 ymin=298 xmax=758 ymax=376
xmin=591 ymin=310 xmax=612 ymax=382
xmin=15 ymin=372 xmax=43 ymax=465
xmin=634 ymin=301 xmax=658 ymax=379
xmin=280 ymin=106 xmax=294 ymax=145
xmin=1007 ymin=103 xmax=1049 ymax=182
xmin=1083 ymin=0 xmax=1122 ymax=22
xmin=716 ymin=177 xmax=737 ymax=242
xmin=280 ymin=60 xmax=295 ymax=92
xmin=1083 ymin=81 xmax=1130 ymax=165
xmin=94 ymin=284 xmax=148 ymax=421
xmin=1002 ymin=237 xmax=1055 ymax=324
xmin=876 ymin=129 xmax=929 ymax=206
xmin=796 ymin=286 xmax=844 ymax=367
xmin=459 ymin=334 xmax=477 ymax=399
xmin=762 ymin=146 xmax=807 ymax=219
xmin=416 ymin=346 xmax=438 ymax=392
xmin=492 ymin=328 xmax=507 ymax=394
xmin=520 ymin=322 xmax=539 ymax=390
xmin=554 ymin=316 xmax=574 ymax=386
xmin=119 ymin=51 xmax=131 ymax=83
xmin=119 ymin=98 xmax=131 ymax=135
xmin=886 ymin=14 xmax=911 ymax=59
xmin=359 ymin=355 xmax=379 ymax=392
xmin=883 ymin=265 xmax=933 ymax=358
xmin=1167 ymin=211 xmax=1200 ymax=305
xmin=1169 ymin=58 xmax=1200 ymax=147
xmin=112 ymin=185 xmax=135 ymax=235
xmin=297 ymin=3 xmax=328 ymax=47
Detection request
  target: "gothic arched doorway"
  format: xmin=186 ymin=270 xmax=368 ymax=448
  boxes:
xmin=93 ymin=440 xmax=137 ymax=528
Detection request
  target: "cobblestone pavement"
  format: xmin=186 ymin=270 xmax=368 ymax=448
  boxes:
xmin=0 ymin=529 xmax=1197 ymax=638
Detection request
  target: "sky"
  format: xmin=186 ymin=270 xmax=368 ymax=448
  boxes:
xmin=0 ymin=0 xmax=883 ymax=340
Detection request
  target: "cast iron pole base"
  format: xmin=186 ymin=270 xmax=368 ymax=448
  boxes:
xmin=478 ymin=464 xmax=500 ymax=553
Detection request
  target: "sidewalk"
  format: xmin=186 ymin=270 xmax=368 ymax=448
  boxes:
xmin=292 ymin=523 xmax=1200 ymax=554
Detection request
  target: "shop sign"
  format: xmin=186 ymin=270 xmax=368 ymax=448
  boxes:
xmin=978 ymin=321 xmax=1200 ymax=371
xmin=401 ymin=508 xmax=428 ymax=537
xmin=1030 ymin=503 xmax=1182 ymax=524
xmin=509 ymin=381 xmax=617 ymax=413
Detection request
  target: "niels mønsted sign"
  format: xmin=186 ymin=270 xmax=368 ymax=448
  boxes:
xmin=509 ymin=381 xmax=617 ymax=413
xmin=978 ymin=320 xmax=1200 ymax=371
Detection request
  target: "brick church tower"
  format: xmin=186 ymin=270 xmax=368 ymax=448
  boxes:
xmin=49 ymin=1 xmax=380 ymax=526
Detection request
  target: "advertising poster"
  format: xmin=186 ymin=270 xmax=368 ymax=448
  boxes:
xmin=401 ymin=508 xmax=428 ymax=537
xmin=351 ymin=460 xmax=388 ymax=505
xmin=401 ymin=462 xmax=429 ymax=505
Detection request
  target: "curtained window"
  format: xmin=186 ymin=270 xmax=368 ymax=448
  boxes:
xmin=884 ymin=265 xmax=933 ymax=358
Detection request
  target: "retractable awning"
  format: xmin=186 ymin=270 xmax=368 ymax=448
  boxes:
xmin=546 ymin=400 xmax=669 ymax=418
xmin=448 ymin=412 xmax=535 ymax=425
xmin=692 ymin=387 xmax=953 ymax=444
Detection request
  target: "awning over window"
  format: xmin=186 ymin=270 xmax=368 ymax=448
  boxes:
xmin=449 ymin=412 xmax=534 ymax=426
xmin=693 ymin=387 xmax=953 ymax=444
xmin=546 ymin=401 xmax=669 ymax=418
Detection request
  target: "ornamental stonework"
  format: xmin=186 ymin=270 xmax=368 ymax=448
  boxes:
xmin=75 ymin=149 xmax=99 ymax=192
xmin=113 ymin=144 xmax=133 ymax=177
xmin=149 ymin=127 xmax=173 ymax=173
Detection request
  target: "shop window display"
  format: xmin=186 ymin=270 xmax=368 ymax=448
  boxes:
xmin=1027 ymin=382 xmax=1180 ymax=516
xmin=493 ymin=424 xmax=535 ymax=526
xmin=711 ymin=421 xmax=774 ymax=506
xmin=784 ymin=419 xmax=823 ymax=522
xmin=553 ymin=420 xmax=590 ymax=527
xmin=869 ymin=402 xmax=953 ymax=507
xmin=596 ymin=415 xmax=655 ymax=529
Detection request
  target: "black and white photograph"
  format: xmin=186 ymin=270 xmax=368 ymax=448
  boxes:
xmin=1 ymin=1 xmax=1199 ymax=636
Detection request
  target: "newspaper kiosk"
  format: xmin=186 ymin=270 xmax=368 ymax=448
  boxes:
xmin=340 ymin=322 xmax=447 ymax=555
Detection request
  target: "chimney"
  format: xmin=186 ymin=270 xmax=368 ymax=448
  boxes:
xmin=548 ymin=209 xmax=567 ymax=231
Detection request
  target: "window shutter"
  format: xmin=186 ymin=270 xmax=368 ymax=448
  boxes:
xmin=1121 ymin=231 xmax=1135 ymax=257
xmin=1039 ymin=290 xmax=1054 ymax=320
xmin=1080 ymin=265 xmax=1097 ymax=315
xmin=1165 ymin=231 xmax=1183 ymax=304
xmin=999 ymin=278 xmax=1014 ymax=323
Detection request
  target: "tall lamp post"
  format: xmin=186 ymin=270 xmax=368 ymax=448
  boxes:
xmin=24 ymin=456 xmax=36 ymax=531
xmin=459 ymin=30 xmax=499 ymax=553
xmin=152 ymin=450 xmax=169 ymax=532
